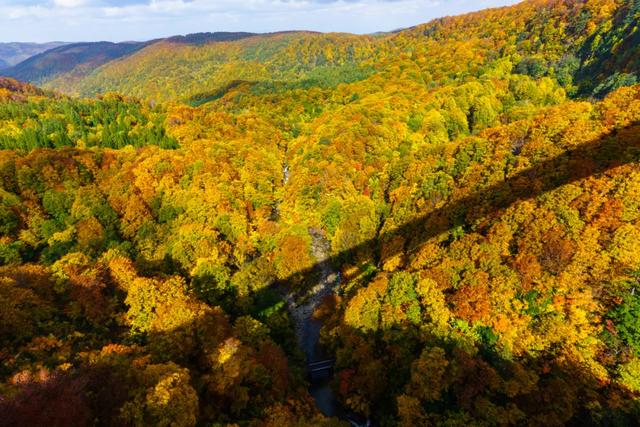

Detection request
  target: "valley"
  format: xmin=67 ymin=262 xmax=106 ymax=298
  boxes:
xmin=0 ymin=0 xmax=640 ymax=426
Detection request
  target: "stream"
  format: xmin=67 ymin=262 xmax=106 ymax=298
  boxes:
xmin=280 ymin=163 xmax=368 ymax=425
xmin=284 ymin=229 xmax=345 ymax=417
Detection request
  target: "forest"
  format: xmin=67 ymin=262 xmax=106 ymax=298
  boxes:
xmin=1 ymin=0 xmax=640 ymax=426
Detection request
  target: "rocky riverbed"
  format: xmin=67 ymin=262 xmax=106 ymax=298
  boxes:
xmin=283 ymin=229 xmax=344 ymax=417
xmin=284 ymin=230 xmax=339 ymax=359
xmin=281 ymin=229 xmax=370 ymax=425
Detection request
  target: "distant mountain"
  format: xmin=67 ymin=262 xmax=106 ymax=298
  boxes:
xmin=24 ymin=0 xmax=638 ymax=104
xmin=164 ymin=32 xmax=258 ymax=45
xmin=1 ymin=33 xmax=276 ymax=92
xmin=4 ymin=3 xmax=638 ymax=103
xmin=60 ymin=31 xmax=378 ymax=100
xmin=0 ymin=42 xmax=68 ymax=69
xmin=2 ymin=41 xmax=147 ymax=85
xmin=2 ymin=1 xmax=640 ymax=426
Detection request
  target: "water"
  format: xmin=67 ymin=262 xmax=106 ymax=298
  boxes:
xmin=279 ymin=155 xmax=347 ymax=419
xmin=300 ymin=315 xmax=347 ymax=418
xmin=285 ymin=230 xmax=346 ymax=419
xmin=310 ymin=378 xmax=347 ymax=419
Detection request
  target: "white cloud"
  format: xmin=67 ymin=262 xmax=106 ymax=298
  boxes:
xmin=0 ymin=0 xmax=523 ymax=42
xmin=53 ymin=0 xmax=88 ymax=7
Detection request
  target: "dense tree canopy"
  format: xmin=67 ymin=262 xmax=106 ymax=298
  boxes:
xmin=1 ymin=0 xmax=640 ymax=425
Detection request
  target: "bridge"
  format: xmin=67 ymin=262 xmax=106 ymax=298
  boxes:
xmin=307 ymin=359 xmax=334 ymax=381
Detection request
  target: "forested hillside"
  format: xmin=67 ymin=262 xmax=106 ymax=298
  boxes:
xmin=0 ymin=79 xmax=176 ymax=150
xmin=1 ymin=33 xmax=267 ymax=93
xmin=3 ymin=42 xmax=148 ymax=88
xmin=31 ymin=0 xmax=639 ymax=104
xmin=61 ymin=31 xmax=380 ymax=101
xmin=1 ymin=0 xmax=640 ymax=426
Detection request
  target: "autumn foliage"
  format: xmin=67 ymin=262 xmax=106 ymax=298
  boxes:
xmin=1 ymin=0 xmax=640 ymax=425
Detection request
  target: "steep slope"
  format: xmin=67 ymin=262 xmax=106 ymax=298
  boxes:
xmin=0 ymin=0 xmax=640 ymax=426
xmin=576 ymin=0 xmax=640 ymax=96
xmin=389 ymin=0 xmax=639 ymax=97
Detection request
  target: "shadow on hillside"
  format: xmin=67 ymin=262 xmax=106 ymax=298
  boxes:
xmin=288 ymin=121 xmax=640 ymax=290
xmin=320 ymin=321 xmax=640 ymax=426
xmin=2 ymin=300 xmax=640 ymax=426
xmin=2 ymin=122 xmax=640 ymax=426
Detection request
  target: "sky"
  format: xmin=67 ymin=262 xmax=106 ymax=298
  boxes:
xmin=0 ymin=0 xmax=523 ymax=43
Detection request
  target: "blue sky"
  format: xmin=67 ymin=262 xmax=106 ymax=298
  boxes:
xmin=0 ymin=0 xmax=523 ymax=42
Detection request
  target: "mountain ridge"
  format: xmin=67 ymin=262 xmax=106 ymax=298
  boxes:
xmin=0 ymin=1 xmax=640 ymax=425
xmin=3 ymin=0 xmax=632 ymax=103
xmin=0 ymin=41 xmax=68 ymax=69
